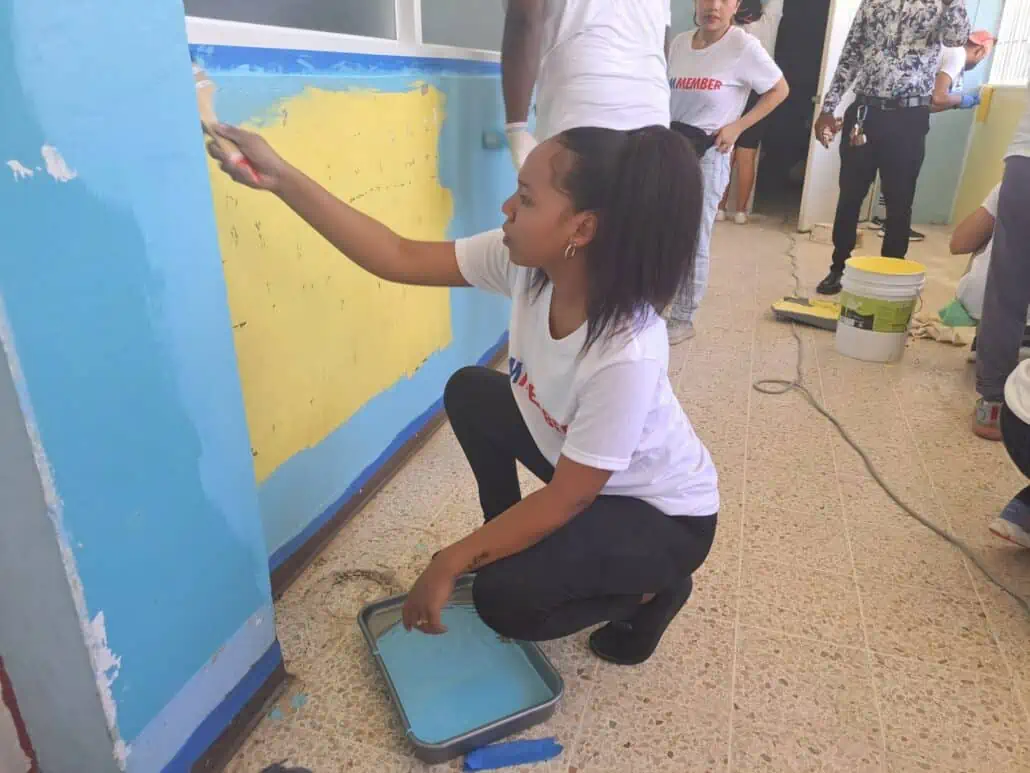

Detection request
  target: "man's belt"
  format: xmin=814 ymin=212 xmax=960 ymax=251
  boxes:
xmin=855 ymin=95 xmax=932 ymax=110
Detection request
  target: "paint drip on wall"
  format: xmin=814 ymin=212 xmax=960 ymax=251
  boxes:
xmin=85 ymin=612 xmax=123 ymax=742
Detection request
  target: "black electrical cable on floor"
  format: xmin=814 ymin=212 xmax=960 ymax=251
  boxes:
xmin=752 ymin=221 xmax=1030 ymax=616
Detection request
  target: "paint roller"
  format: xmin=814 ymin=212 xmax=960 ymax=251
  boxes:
xmin=192 ymin=62 xmax=261 ymax=184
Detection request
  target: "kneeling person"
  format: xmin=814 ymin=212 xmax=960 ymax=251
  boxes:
xmin=207 ymin=121 xmax=720 ymax=665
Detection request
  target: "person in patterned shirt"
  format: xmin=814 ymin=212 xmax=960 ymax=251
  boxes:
xmin=812 ymin=0 xmax=971 ymax=296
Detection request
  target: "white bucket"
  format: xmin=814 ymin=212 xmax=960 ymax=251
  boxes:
xmin=835 ymin=256 xmax=926 ymax=363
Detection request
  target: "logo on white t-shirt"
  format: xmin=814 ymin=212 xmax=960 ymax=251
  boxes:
xmin=670 ymin=76 xmax=724 ymax=91
xmin=509 ymin=356 xmax=569 ymax=435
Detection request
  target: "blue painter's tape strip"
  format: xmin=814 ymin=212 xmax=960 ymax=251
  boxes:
xmin=268 ymin=332 xmax=509 ymax=572
xmin=161 ymin=640 xmax=283 ymax=773
xmin=188 ymin=44 xmax=501 ymax=77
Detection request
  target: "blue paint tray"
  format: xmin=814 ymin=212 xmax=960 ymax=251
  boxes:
xmin=358 ymin=576 xmax=564 ymax=765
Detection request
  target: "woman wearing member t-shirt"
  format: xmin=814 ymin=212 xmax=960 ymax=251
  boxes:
xmin=666 ymin=0 xmax=788 ymax=343
xmin=207 ymin=123 xmax=720 ymax=665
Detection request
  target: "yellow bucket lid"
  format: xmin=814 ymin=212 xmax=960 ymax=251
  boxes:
xmin=845 ymin=256 xmax=927 ymax=275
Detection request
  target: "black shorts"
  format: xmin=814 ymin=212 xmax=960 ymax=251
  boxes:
xmin=736 ymin=92 xmax=765 ymax=150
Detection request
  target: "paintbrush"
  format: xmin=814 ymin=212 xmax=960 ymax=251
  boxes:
xmin=193 ymin=63 xmax=261 ymax=184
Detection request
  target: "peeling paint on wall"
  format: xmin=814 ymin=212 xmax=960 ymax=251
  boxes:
xmin=40 ymin=145 xmax=76 ymax=183
xmin=85 ymin=613 xmax=123 ymax=753
xmin=0 ymin=296 xmax=126 ymax=769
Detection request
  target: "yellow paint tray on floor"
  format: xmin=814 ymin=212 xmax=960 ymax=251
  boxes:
xmin=358 ymin=576 xmax=564 ymax=765
xmin=772 ymin=296 xmax=841 ymax=331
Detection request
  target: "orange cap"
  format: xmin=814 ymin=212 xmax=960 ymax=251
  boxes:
xmin=968 ymin=30 xmax=995 ymax=54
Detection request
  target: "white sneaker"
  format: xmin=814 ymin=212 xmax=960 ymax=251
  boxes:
xmin=733 ymin=211 xmax=748 ymax=225
xmin=668 ymin=321 xmax=695 ymax=345
xmin=715 ymin=210 xmax=727 ymax=222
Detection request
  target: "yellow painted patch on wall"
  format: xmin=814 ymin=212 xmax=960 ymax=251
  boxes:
xmin=208 ymin=86 xmax=454 ymax=481
xmin=954 ymin=85 xmax=1028 ymax=223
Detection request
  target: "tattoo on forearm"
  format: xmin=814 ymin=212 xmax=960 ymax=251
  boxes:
xmin=466 ymin=552 xmax=490 ymax=572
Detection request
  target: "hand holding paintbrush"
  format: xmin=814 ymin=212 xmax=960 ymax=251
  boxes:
xmin=204 ymin=122 xmax=291 ymax=193
xmin=193 ymin=64 xmax=264 ymax=185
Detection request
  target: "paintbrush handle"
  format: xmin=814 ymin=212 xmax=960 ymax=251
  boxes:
xmin=194 ymin=66 xmax=261 ymax=184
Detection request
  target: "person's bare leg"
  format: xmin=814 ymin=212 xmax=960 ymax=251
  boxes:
xmin=734 ymin=147 xmax=758 ymax=215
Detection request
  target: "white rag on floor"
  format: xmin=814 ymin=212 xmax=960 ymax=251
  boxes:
xmin=909 ymin=312 xmax=976 ymax=346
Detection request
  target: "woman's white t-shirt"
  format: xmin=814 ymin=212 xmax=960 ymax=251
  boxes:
xmin=956 ymin=184 xmax=1030 ymax=325
xmin=668 ymin=26 xmax=783 ymax=134
xmin=956 ymin=184 xmax=1000 ymax=321
xmin=1006 ymin=360 xmax=1030 ymax=425
xmin=455 ymin=230 xmax=720 ymax=517
xmin=534 ymin=0 xmax=672 ymax=141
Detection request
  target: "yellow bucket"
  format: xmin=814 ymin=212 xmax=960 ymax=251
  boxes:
xmin=836 ymin=257 xmax=927 ymax=363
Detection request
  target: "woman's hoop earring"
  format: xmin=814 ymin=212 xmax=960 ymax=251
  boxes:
xmin=564 ymin=243 xmax=578 ymax=260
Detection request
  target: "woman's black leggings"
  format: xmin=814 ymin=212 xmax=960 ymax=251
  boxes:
xmin=443 ymin=366 xmax=718 ymax=642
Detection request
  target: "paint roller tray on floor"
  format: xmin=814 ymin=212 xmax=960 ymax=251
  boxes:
xmin=358 ymin=576 xmax=564 ymax=765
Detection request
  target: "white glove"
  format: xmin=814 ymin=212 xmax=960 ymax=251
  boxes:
xmin=505 ymin=122 xmax=537 ymax=171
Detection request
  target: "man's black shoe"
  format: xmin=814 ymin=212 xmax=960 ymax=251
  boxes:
xmin=816 ymin=271 xmax=843 ymax=295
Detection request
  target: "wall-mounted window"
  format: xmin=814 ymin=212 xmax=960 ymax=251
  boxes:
xmin=183 ymin=0 xmax=397 ymax=39
xmin=990 ymin=0 xmax=1030 ymax=86
xmin=420 ymin=0 xmax=504 ymax=50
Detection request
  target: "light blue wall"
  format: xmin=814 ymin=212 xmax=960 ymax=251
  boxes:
xmin=190 ymin=46 xmax=514 ymax=564
xmin=1 ymin=0 xmax=273 ymax=753
xmin=913 ymin=0 xmax=1006 ymax=224
xmin=672 ymin=0 xmax=697 ymax=35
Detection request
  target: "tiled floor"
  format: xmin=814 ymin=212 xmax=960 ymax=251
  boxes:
xmin=226 ymin=219 xmax=1030 ymax=772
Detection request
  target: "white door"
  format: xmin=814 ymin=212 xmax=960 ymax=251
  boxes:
xmin=797 ymin=0 xmax=865 ymax=232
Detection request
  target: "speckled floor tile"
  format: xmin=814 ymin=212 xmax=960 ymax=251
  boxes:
xmin=872 ymin=652 xmax=1030 ymax=772
xmin=593 ymin=613 xmax=735 ymax=716
xmin=731 ymin=720 xmax=883 ymax=773
xmin=973 ymin=573 xmax=1030 ymax=684
xmin=847 ymin=517 xmax=976 ymax=597
xmin=572 ymin=692 xmax=729 ymax=773
xmin=746 ymin=458 xmax=843 ymax=517
xmin=224 ymin=724 xmax=430 ymax=773
xmin=858 ymin=578 xmax=1004 ymax=674
xmin=734 ymin=628 xmax=882 ymax=752
xmin=222 ymin=224 xmax=1030 ymax=773
xmin=745 ymin=422 xmax=834 ymax=478
xmin=688 ymin=524 xmax=740 ymax=623
xmin=837 ymin=473 xmax=935 ymax=531
xmin=739 ymin=558 xmax=864 ymax=646
xmin=741 ymin=503 xmax=852 ymax=577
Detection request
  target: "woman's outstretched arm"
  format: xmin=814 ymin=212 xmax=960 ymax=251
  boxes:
xmin=207 ymin=124 xmax=468 ymax=288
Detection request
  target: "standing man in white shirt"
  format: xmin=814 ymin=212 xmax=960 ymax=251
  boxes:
xmin=500 ymin=0 xmax=672 ymax=169
xmin=973 ymin=53 xmax=1030 ymax=441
